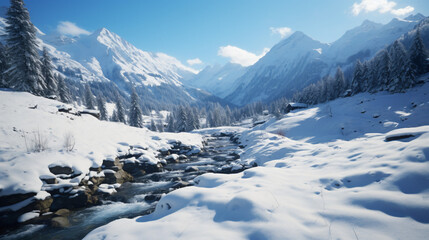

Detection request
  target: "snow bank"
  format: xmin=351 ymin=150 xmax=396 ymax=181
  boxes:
xmin=0 ymin=90 xmax=203 ymax=200
xmin=86 ymin=84 xmax=429 ymax=240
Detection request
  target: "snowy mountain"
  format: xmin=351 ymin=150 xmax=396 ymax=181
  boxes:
xmin=226 ymin=31 xmax=329 ymax=105
xmin=0 ymin=17 xmax=229 ymax=107
xmin=181 ymin=63 xmax=247 ymax=98
xmin=225 ymin=14 xmax=427 ymax=106
xmin=44 ymin=28 xmax=197 ymax=89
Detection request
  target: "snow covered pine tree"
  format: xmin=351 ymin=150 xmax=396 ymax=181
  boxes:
xmin=5 ymin=0 xmax=46 ymax=95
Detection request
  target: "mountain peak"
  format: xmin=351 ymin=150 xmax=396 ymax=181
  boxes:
xmin=93 ymin=27 xmax=111 ymax=36
xmin=361 ymin=19 xmax=378 ymax=27
xmin=404 ymin=13 xmax=425 ymax=21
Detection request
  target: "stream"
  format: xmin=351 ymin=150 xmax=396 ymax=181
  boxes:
xmin=0 ymin=134 xmax=247 ymax=240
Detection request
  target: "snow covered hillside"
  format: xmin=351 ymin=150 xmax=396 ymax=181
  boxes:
xmin=86 ymin=80 xmax=429 ymax=239
xmin=0 ymin=89 xmax=203 ymax=224
xmin=225 ymin=14 xmax=427 ymax=106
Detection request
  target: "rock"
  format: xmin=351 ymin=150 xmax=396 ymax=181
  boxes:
xmin=140 ymin=162 xmax=163 ymax=174
xmin=34 ymin=197 xmax=53 ymax=213
xmin=0 ymin=192 xmax=36 ymax=207
xmin=144 ymin=194 xmax=162 ymax=202
xmin=172 ymin=181 xmax=191 ymax=189
xmin=51 ymin=216 xmax=70 ymax=228
xmin=40 ymin=175 xmax=58 ymax=184
xmin=54 ymin=209 xmax=70 ymax=217
xmin=171 ymin=176 xmax=182 ymax=182
xmin=159 ymin=148 xmax=170 ymax=156
xmin=103 ymin=169 xmax=133 ymax=184
xmin=89 ymin=176 xmax=104 ymax=186
xmin=178 ymin=154 xmax=188 ymax=160
xmin=49 ymin=165 xmax=73 ymax=175
xmin=50 ymin=189 xmax=99 ymax=212
xmin=213 ymin=156 xmax=227 ymax=161
xmin=228 ymin=152 xmax=240 ymax=160
xmin=102 ymin=158 xmax=122 ymax=169
xmin=89 ymin=166 xmax=101 ymax=172
xmin=122 ymin=161 xmax=140 ymax=175
xmin=170 ymin=149 xmax=180 ymax=154
xmin=185 ymin=166 xmax=199 ymax=172
xmin=165 ymin=154 xmax=179 ymax=163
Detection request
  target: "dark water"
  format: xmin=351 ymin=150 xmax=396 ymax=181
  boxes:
xmin=0 ymin=136 xmax=244 ymax=240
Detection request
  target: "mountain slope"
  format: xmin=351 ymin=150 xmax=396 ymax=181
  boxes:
xmin=225 ymin=14 xmax=426 ymax=106
xmin=181 ymin=63 xmax=247 ymax=98
xmin=1 ymin=17 xmax=229 ymax=107
xmin=45 ymin=28 xmax=197 ymax=89
xmin=226 ymin=31 xmax=329 ymax=105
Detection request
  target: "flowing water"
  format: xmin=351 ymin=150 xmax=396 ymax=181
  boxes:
xmin=0 ymin=135 xmax=246 ymax=240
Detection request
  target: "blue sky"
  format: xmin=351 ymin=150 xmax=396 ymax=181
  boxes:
xmin=0 ymin=0 xmax=428 ymax=69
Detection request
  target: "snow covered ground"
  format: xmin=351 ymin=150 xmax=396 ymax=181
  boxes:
xmin=0 ymin=90 xmax=203 ymax=206
xmin=86 ymin=82 xmax=429 ymax=239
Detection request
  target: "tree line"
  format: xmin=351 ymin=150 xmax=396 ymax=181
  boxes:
xmin=293 ymin=28 xmax=428 ymax=105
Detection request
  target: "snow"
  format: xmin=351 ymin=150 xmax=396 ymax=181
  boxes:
xmin=17 ymin=211 xmax=40 ymax=223
xmin=85 ymin=84 xmax=429 ymax=240
xmin=0 ymin=90 xmax=203 ymax=201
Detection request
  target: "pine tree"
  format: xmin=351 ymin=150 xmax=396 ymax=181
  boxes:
xmin=333 ymin=67 xmax=346 ymax=98
xmin=150 ymin=119 xmax=157 ymax=131
xmin=115 ymin=92 xmax=126 ymax=124
xmin=176 ymin=106 xmax=188 ymax=132
xmin=351 ymin=60 xmax=364 ymax=94
xmin=166 ymin=113 xmax=175 ymax=132
xmin=84 ymin=84 xmax=96 ymax=109
xmin=0 ymin=43 xmax=10 ymax=88
xmin=361 ymin=61 xmax=370 ymax=92
xmin=409 ymin=28 xmax=428 ymax=76
xmin=97 ymin=96 xmax=108 ymax=121
xmin=111 ymin=110 xmax=119 ymax=122
xmin=40 ymin=47 xmax=57 ymax=96
xmin=373 ymin=49 xmax=390 ymax=91
xmin=389 ymin=40 xmax=412 ymax=92
xmin=128 ymin=88 xmax=143 ymax=128
xmin=5 ymin=0 xmax=46 ymax=95
xmin=57 ymin=74 xmax=72 ymax=103
xmin=157 ymin=120 xmax=164 ymax=132
xmin=186 ymin=108 xmax=195 ymax=132
xmin=192 ymin=108 xmax=201 ymax=129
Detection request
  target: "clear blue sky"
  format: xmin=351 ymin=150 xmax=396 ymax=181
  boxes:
xmin=0 ymin=0 xmax=428 ymax=68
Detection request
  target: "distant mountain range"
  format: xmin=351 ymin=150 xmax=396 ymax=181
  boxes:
xmin=0 ymin=16 xmax=226 ymax=108
xmin=0 ymin=13 xmax=428 ymax=108
xmin=222 ymin=13 xmax=428 ymax=106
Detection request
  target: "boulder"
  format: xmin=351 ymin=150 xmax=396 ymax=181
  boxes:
xmin=103 ymin=169 xmax=133 ymax=184
xmin=144 ymin=194 xmax=162 ymax=202
xmin=172 ymin=181 xmax=191 ymax=189
xmin=50 ymin=189 xmax=98 ymax=212
xmin=185 ymin=166 xmax=199 ymax=172
xmin=54 ymin=209 xmax=70 ymax=217
xmin=165 ymin=154 xmax=179 ymax=163
xmin=140 ymin=162 xmax=163 ymax=174
xmin=40 ymin=175 xmax=58 ymax=184
xmin=102 ymin=158 xmax=122 ymax=169
xmin=0 ymin=192 xmax=36 ymax=207
xmin=51 ymin=216 xmax=70 ymax=228
xmin=49 ymin=165 xmax=73 ymax=175
xmin=34 ymin=197 xmax=53 ymax=213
